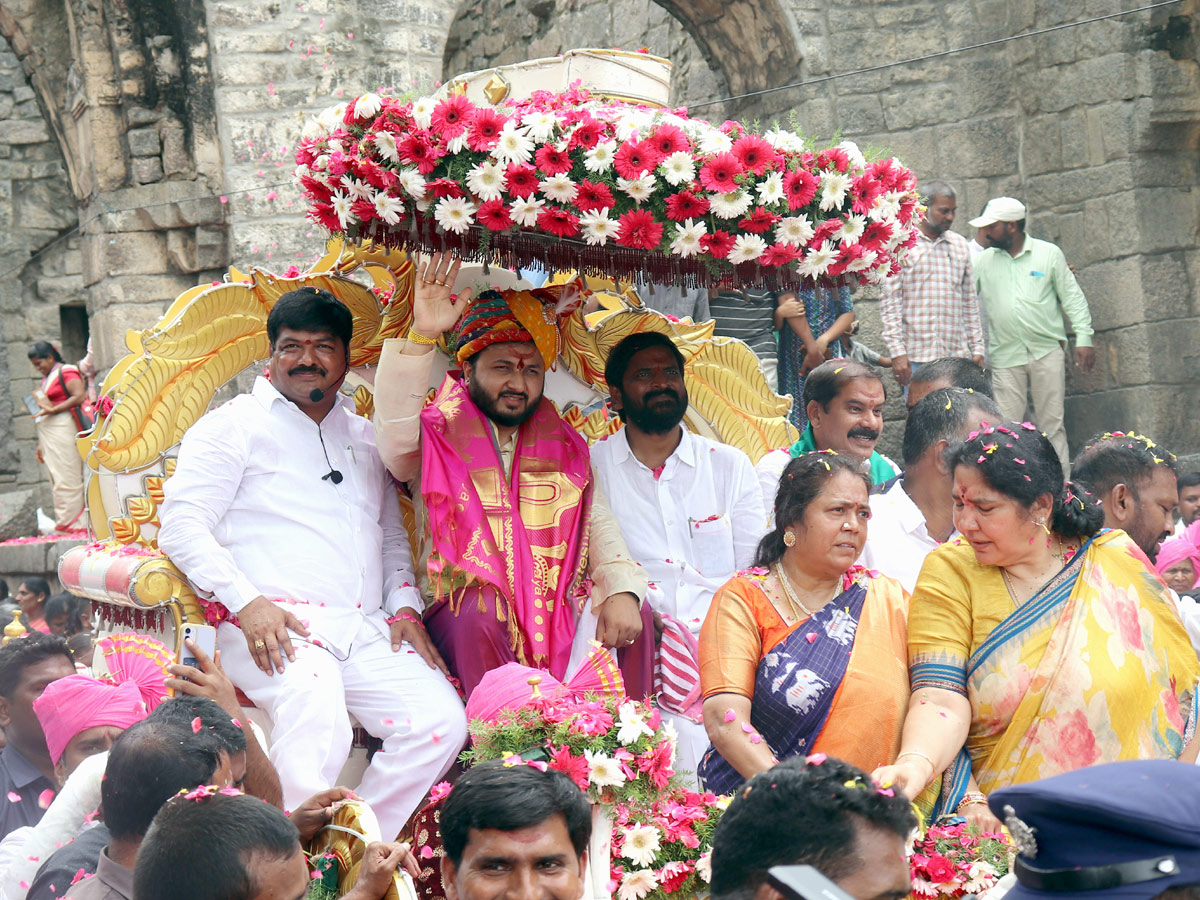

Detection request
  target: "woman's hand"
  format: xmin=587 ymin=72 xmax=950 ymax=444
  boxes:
xmin=871 ymin=757 xmax=934 ymax=800
xmin=35 ymin=444 xmax=43 ymax=463
xmin=410 ymin=253 xmax=473 ymax=340
xmin=35 ymin=395 xmax=53 ymax=413
xmin=801 ymin=340 xmax=826 ymax=374
xmin=960 ymin=801 xmax=1003 ymax=833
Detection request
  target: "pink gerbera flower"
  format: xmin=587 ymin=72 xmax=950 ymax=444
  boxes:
xmin=760 ymin=243 xmax=801 ymax=266
xmin=425 ymin=178 xmax=464 ymax=199
xmin=738 ymin=207 xmax=780 ymax=234
xmin=731 ymin=134 xmax=776 ymax=176
xmin=699 ymin=153 xmax=744 ymax=193
xmin=535 ymin=144 xmax=573 ymax=176
xmin=430 ymin=95 xmax=473 ymax=138
xmin=398 ymin=132 xmax=444 ymax=174
xmin=648 ymin=124 xmax=690 ymax=156
xmin=467 ymin=108 xmax=506 ymax=152
xmin=664 ymin=190 xmax=710 ymax=221
xmin=568 ymin=117 xmax=605 ymax=150
xmin=783 ymin=170 xmax=819 ymax=209
xmin=575 ymin=179 xmax=615 ymax=213
xmin=615 ymin=209 xmax=664 ymax=250
xmin=476 ymin=198 xmax=513 ymax=231
xmin=505 ymin=163 xmax=539 ymax=197
xmin=613 ymin=139 xmax=661 ymax=180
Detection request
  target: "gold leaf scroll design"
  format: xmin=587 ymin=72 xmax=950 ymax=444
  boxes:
xmin=324 ymin=238 xmax=418 ymax=368
xmin=559 ymin=308 xmax=797 ymax=464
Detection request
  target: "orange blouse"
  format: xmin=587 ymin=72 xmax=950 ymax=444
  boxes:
xmin=699 ymin=569 xmax=912 ymax=772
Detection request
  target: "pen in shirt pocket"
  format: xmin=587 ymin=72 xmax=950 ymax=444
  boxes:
xmin=1029 ymin=270 xmax=1045 ymax=277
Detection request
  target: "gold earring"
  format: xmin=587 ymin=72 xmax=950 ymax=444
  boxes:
xmin=783 ymin=531 xmax=797 ymax=547
xmin=1038 ymin=519 xmax=1051 ymax=535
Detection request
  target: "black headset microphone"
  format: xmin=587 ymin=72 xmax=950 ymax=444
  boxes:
xmin=309 ymin=387 xmax=344 ymax=485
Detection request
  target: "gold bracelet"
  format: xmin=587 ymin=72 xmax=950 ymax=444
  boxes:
xmin=896 ymin=749 xmax=938 ymax=772
xmin=406 ymin=329 xmax=438 ymax=346
xmin=956 ymin=790 xmax=987 ymax=811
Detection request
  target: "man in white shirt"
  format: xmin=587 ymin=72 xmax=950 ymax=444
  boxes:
xmin=862 ymin=387 xmax=1000 ymax=593
xmin=591 ymin=332 xmax=765 ymax=776
xmin=158 ymin=288 xmax=466 ymax=840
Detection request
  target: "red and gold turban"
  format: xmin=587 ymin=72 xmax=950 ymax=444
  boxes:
xmin=453 ymin=281 xmax=585 ymax=366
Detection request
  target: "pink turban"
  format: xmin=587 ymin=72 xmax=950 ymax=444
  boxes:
xmin=33 ymin=676 xmax=149 ymax=766
xmin=1156 ymin=536 xmax=1200 ymax=591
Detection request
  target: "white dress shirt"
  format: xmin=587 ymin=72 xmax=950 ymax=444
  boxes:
xmin=159 ymin=377 xmax=422 ymax=655
xmin=590 ymin=428 xmax=766 ymax=633
xmin=860 ymin=476 xmax=950 ymax=594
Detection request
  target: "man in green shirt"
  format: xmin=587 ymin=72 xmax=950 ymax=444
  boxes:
xmin=970 ymin=197 xmax=1095 ymax=469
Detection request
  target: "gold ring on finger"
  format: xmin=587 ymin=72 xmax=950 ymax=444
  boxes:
xmin=254 ymin=639 xmax=266 ymax=649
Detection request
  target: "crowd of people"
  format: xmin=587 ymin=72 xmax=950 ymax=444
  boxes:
xmin=0 ymin=183 xmax=1197 ymax=900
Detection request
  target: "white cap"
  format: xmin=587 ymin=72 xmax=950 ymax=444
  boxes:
xmin=968 ymin=197 xmax=1027 ymax=228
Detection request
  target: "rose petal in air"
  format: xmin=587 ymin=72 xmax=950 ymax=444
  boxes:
xmin=37 ymin=789 xmax=55 ymax=809
xmin=741 ymin=722 xmax=754 ymax=734
xmin=6 ymin=791 xmax=19 ymax=803
xmin=191 ymin=717 xmax=203 ymax=734
xmin=420 ymin=846 xmax=435 ymax=860
xmin=723 ymin=709 xmax=736 ymax=722
xmin=805 ymin=633 xmax=817 ymax=643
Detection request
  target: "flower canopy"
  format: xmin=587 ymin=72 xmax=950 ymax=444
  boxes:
xmin=295 ymin=85 xmax=923 ymax=289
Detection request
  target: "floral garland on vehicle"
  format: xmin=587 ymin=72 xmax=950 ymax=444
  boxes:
xmin=455 ymin=692 xmax=725 ymax=900
xmin=909 ymin=822 xmax=1014 ymax=899
xmin=294 ymin=84 xmax=921 ymax=288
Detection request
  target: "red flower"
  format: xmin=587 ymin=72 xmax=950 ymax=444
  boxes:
xmin=308 ymin=202 xmax=341 ymax=232
xmin=575 ymin=180 xmax=615 ymax=213
xmin=568 ymin=117 xmax=605 ymax=150
xmin=476 ymin=199 xmax=513 ymax=231
xmin=300 ymin=175 xmax=333 ymax=203
xmin=326 ymin=152 xmax=351 ymax=177
xmin=615 ymin=209 xmax=664 ymax=250
xmin=664 ymin=190 xmax=710 ymax=221
xmin=547 ymin=744 xmax=589 ymax=791
xmin=783 ymin=170 xmax=818 ymax=209
xmin=431 ymin=95 xmax=473 ymax=137
xmin=467 ymin=108 xmax=506 ymax=152
xmin=351 ymin=198 xmax=378 ymax=222
xmin=354 ymin=157 xmax=388 ymax=189
xmin=658 ymin=861 xmax=693 ymax=893
xmin=701 ymin=230 xmax=735 ymax=258
xmin=636 ymin=741 xmax=675 ymax=790
xmin=922 ymin=855 xmax=957 ymax=884
xmin=649 ymin=124 xmax=690 ymax=156
xmin=761 ymin=243 xmax=801 ymax=266
xmin=738 ymin=207 xmax=780 ymax=234
xmin=425 ymin=178 xmax=464 ymax=199
xmin=817 ymin=147 xmax=851 ymax=173
xmin=535 ymin=144 xmax=573 ymax=176
xmin=699 ymin=153 xmax=744 ymax=193
xmin=398 ymin=132 xmax=444 ymax=174
xmin=859 ymin=220 xmax=893 ymax=251
xmin=537 ymin=205 xmax=580 ymax=237
xmin=851 ymin=174 xmax=883 ymax=215
xmin=505 ymin=163 xmax=539 ymax=198
xmin=809 ymin=218 xmax=841 ymax=247
xmin=731 ymin=134 xmax=776 ymax=176
xmin=614 ymin=139 xmax=661 ymax=180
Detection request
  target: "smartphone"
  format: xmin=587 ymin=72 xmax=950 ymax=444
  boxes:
xmin=22 ymin=395 xmax=39 ymax=416
xmin=180 ymin=623 xmax=218 ymax=670
xmin=768 ymin=866 xmax=858 ymax=900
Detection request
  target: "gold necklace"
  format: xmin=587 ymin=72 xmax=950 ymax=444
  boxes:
xmin=1000 ymin=539 xmax=1069 ymax=606
xmin=774 ymin=562 xmax=838 ymax=622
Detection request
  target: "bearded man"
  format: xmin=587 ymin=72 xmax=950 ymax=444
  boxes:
xmin=373 ymin=254 xmax=650 ymax=698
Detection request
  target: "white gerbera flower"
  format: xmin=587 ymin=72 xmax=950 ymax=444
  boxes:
xmin=317 ymin=103 xmax=346 ymax=134
xmin=617 ymin=869 xmax=658 ymax=900
xmin=584 ymin=140 xmax=617 ymax=174
xmin=670 ymin=218 xmax=707 ymax=258
xmin=372 ymin=192 xmax=406 ymax=225
xmin=584 ymin=749 xmax=626 ymax=788
xmin=510 ymin=196 xmax=545 ymax=227
xmin=579 ymin=208 xmax=617 ymax=246
xmin=869 ymin=192 xmax=902 ymax=222
xmin=696 ymin=852 xmax=713 ymax=884
xmin=728 ymin=233 xmax=768 ymax=264
xmin=445 ymin=132 xmax=469 ymax=155
xmin=294 ymin=163 xmax=313 ymax=180
xmin=353 ymin=92 xmax=382 ymax=120
xmin=340 ymin=175 xmax=371 ymax=201
xmin=843 ymin=247 xmax=877 ymax=273
xmin=466 ymin=160 xmax=506 ymax=202
xmin=331 ymin=194 xmax=355 ymax=229
xmin=539 ymin=173 xmax=578 ymax=203
xmin=620 ymin=824 xmax=662 ymax=867
xmin=521 ymin=111 xmax=557 ymax=142
xmin=799 ymin=240 xmax=837 ymax=278
xmin=763 ymin=128 xmax=804 ymax=153
xmin=697 ymin=129 xmax=733 ymax=155
xmin=776 ymin=215 xmax=815 ymax=247
xmin=756 ymin=171 xmax=785 ymax=205
xmin=837 ymin=139 xmax=867 ymax=171
xmin=433 ymin=196 xmax=477 ymax=235
xmin=374 ymin=132 xmax=400 ymax=164
xmin=617 ymin=174 xmax=656 ymax=203
xmin=709 ymin=190 xmax=752 ymax=220
xmin=837 ymin=213 xmax=866 ymax=243
xmin=820 ymin=171 xmax=851 ymax=211
xmin=659 ymin=151 xmax=696 ymax=186
xmin=397 ymin=168 xmax=426 ymax=202
xmin=492 ymin=121 xmax=535 ymax=165
xmin=411 ymin=97 xmax=435 ymax=130
xmin=301 ymin=116 xmax=329 ymax=141
xmin=616 ymin=701 xmax=654 ymax=745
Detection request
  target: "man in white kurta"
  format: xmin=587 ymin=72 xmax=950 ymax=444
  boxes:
xmin=589 ymin=332 xmax=765 ymax=778
xmin=158 ymin=287 xmax=466 ymax=840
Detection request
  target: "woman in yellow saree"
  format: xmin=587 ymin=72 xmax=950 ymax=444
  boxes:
xmin=874 ymin=422 xmax=1200 ymax=823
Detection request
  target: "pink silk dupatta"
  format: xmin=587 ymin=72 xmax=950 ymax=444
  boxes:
xmin=420 ymin=374 xmax=592 ymax=677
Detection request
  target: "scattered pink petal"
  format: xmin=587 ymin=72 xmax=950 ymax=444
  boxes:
xmin=71 ymin=869 xmax=88 ymax=885
xmin=723 ymin=708 xmax=736 ymax=722
xmin=37 ymin=789 xmax=54 ymax=809
xmin=805 ymin=633 xmax=817 ymax=643
xmin=876 ymin=787 xmax=895 ymax=797
xmin=191 ymin=717 xmax=203 ymax=734
xmin=419 ymin=846 xmax=435 ymax=860
xmin=6 ymin=792 xmax=19 ymax=803
xmin=1014 ymin=458 xmax=1026 ymax=464
xmin=381 ymin=717 xmax=394 ymax=726
xmin=807 ymin=752 xmax=827 ymax=765
xmin=219 ymin=196 xmax=228 ymax=204
xmin=749 ymin=734 xmax=763 ymax=744
xmin=311 ymin=870 xmax=322 ymax=880
xmin=740 ymin=722 xmax=754 ymax=734
xmin=432 ymin=733 xmax=441 ymax=744
xmin=231 ymin=718 xmax=242 ymax=728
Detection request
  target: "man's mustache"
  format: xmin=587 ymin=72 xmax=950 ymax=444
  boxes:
xmin=288 ymin=365 xmax=326 ymax=377
xmin=645 ymin=389 xmax=683 ymax=405
xmin=848 ymin=427 xmax=879 ymax=441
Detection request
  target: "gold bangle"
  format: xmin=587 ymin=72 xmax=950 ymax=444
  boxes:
xmin=406 ymin=329 xmax=438 ymax=346
xmin=896 ymin=749 xmax=938 ymax=772
xmin=956 ymin=790 xmax=988 ymax=811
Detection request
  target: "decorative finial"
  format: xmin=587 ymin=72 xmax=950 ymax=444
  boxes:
xmin=527 ymin=674 xmax=543 ymax=699
xmin=3 ymin=610 xmax=26 ymax=645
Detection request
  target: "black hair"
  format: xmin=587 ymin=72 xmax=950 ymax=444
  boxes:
xmin=266 ymin=288 xmax=353 ymax=356
xmin=1072 ymin=431 xmax=1179 ymax=502
xmin=42 ymin=594 xmax=83 ymax=633
xmin=1177 ymin=472 xmax=1200 ymax=492
xmin=902 ymin=388 xmax=1002 ymax=467
xmin=134 ymin=792 xmax=299 ymax=900
xmin=803 ymin=359 xmax=884 ymax=413
xmin=908 ymin=357 xmax=993 ymax=398
xmin=0 ymin=632 xmax=72 ymax=698
xmin=949 ymin=422 xmax=1105 ymax=539
xmin=604 ymin=331 xmax=686 ymax=394
xmin=710 ymin=756 xmax=917 ymax=900
xmin=102 ymin=720 xmax=225 ymax=841
xmin=441 ymin=762 xmax=591 ymax=867
xmin=27 ymin=342 xmax=62 ymax=363
xmin=67 ymin=632 xmax=93 ymax=660
xmin=19 ymin=577 xmax=50 ymax=603
xmin=149 ymin=696 xmax=247 ymax=755
xmin=754 ymin=453 xmax=870 ymax=568
xmin=0 ymin=578 xmax=10 ymax=601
